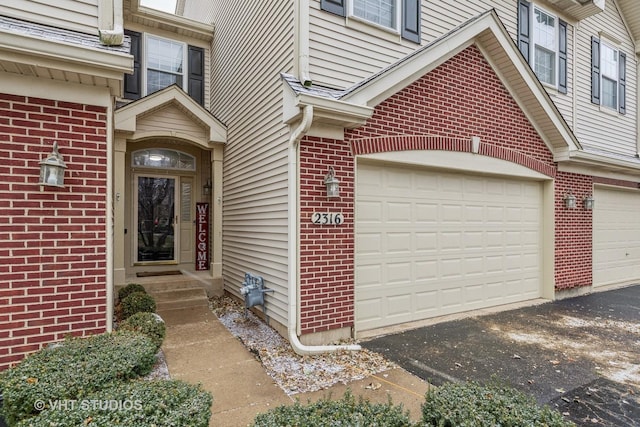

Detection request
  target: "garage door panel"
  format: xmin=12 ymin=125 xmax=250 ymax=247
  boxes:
xmin=356 ymin=162 xmax=542 ymax=331
xmin=593 ymin=187 xmax=640 ymax=287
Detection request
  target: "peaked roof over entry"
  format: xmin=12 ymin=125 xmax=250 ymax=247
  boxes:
xmin=115 ymin=84 xmax=226 ymax=146
xmin=283 ymin=9 xmax=580 ymax=160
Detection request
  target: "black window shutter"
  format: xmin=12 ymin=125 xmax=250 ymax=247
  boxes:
xmin=124 ymin=30 xmax=141 ymax=100
xmin=591 ymin=36 xmax=600 ymax=105
xmin=320 ymin=0 xmax=345 ymax=17
xmin=558 ymin=20 xmax=567 ymax=94
xmin=401 ymin=0 xmax=421 ymax=43
xmin=619 ymin=51 xmax=626 ymax=114
xmin=188 ymin=45 xmax=205 ymax=106
xmin=517 ymin=0 xmax=531 ymax=63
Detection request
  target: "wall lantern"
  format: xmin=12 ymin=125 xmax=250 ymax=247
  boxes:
xmin=563 ymin=191 xmax=576 ymax=209
xmin=324 ymin=166 xmax=340 ymax=199
xmin=583 ymin=194 xmax=595 ymax=210
xmin=39 ymin=141 xmax=67 ymax=188
xmin=203 ymin=178 xmax=212 ymax=196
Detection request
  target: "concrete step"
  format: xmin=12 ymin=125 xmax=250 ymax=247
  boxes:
xmin=156 ymin=297 xmax=209 ymax=312
xmin=148 ymin=287 xmax=207 ymax=302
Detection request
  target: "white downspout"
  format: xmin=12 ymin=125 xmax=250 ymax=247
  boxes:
xmin=297 ymin=0 xmax=312 ymax=87
xmin=287 ymin=105 xmax=361 ymax=355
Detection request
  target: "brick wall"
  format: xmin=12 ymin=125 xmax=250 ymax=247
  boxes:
xmin=299 ymin=136 xmax=355 ymax=335
xmin=298 ymin=45 xmax=594 ymax=334
xmin=0 ymin=94 xmax=108 ymax=370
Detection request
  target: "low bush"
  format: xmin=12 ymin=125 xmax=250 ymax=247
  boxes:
xmin=15 ymin=380 xmax=212 ymax=427
xmin=0 ymin=332 xmax=157 ymax=425
xmin=422 ymin=381 xmax=575 ymax=427
xmin=252 ymin=391 xmax=412 ymax=426
xmin=117 ymin=283 xmax=147 ymax=302
xmin=119 ymin=291 xmax=156 ymax=320
xmin=118 ymin=312 xmax=166 ymax=351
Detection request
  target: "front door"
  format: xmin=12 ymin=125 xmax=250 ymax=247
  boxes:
xmin=136 ymin=175 xmax=178 ymax=263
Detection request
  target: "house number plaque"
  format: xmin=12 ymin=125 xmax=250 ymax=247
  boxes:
xmin=311 ymin=212 xmax=344 ymax=225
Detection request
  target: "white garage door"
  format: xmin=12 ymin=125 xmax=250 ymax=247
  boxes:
xmin=355 ymin=162 xmax=543 ymax=331
xmin=593 ymin=187 xmax=640 ymax=287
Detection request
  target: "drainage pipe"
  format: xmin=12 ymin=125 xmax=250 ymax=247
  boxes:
xmin=287 ymin=105 xmax=361 ymax=355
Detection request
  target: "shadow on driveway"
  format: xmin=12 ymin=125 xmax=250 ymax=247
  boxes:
xmin=362 ymin=284 xmax=640 ymax=426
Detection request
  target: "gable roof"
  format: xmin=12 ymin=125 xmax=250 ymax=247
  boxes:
xmin=283 ymin=9 xmax=580 ymax=159
xmin=115 ymin=84 xmax=226 ymax=145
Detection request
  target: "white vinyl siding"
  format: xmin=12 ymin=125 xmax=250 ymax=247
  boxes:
xmin=310 ymin=0 xmax=518 ymax=89
xmin=576 ymin=1 xmax=636 ymax=156
xmin=0 ymin=0 xmax=99 ymax=35
xmin=355 ymin=162 xmax=543 ymax=331
xmin=210 ymin=0 xmax=294 ymax=327
xmin=593 ymin=187 xmax=640 ymax=287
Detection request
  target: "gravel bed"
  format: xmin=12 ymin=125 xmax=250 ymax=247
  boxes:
xmin=209 ymin=295 xmax=395 ymax=395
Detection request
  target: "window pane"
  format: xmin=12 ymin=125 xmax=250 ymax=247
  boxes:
xmin=602 ymin=76 xmax=617 ymax=109
xmin=132 ymin=149 xmax=195 ymax=170
xmin=147 ymin=37 xmax=184 ymax=73
xmin=533 ymin=9 xmax=555 ymax=50
xmin=601 ymin=44 xmax=618 ymax=79
xmin=353 ymin=0 xmax=396 ymax=29
xmin=534 ymin=46 xmax=555 ymax=85
xmin=147 ymin=70 xmax=183 ymax=95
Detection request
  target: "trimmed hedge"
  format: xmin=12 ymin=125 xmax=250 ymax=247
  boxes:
xmin=119 ymin=291 xmax=156 ymax=320
xmin=0 ymin=332 xmax=157 ymax=425
xmin=118 ymin=312 xmax=166 ymax=351
xmin=252 ymin=391 xmax=412 ymax=427
xmin=117 ymin=283 xmax=147 ymax=302
xmin=15 ymin=380 xmax=212 ymax=427
xmin=422 ymin=381 xmax=575 ymax=427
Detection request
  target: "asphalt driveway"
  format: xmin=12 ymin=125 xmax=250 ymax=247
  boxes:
xmin=363 ymin=284 xmax=640 ymax=426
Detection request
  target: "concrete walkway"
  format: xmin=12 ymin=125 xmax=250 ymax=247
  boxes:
xmin=158 ymin=303 xmax=430 ymax=426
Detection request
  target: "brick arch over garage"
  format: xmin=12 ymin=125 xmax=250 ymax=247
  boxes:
xmin=350 ymin=135 xmax=556 ymax=178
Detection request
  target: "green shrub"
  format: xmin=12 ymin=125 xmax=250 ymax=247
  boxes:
xmin=15 ymin=380 xmax=212 ymax=427
xmin=252 ymin=391 xmax=412 ymax=427
xmin=117 ymin=283 xmax=147 ymax=302
xmin=118 ymin=312 xmax=166 ymax=350
xmin=422 ymin=381 xmax=575 ymax=427
xmin=0 ymin=332 xmax=157 ymax=425
xmin=119 ymin=291 xmax=156 ymax=320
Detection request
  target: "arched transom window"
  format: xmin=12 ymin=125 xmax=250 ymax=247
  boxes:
xmin=132 ymin=149 xmax=195 ymax=170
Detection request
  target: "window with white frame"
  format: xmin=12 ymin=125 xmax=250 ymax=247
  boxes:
xmin=600 ymin=42 xmax=618 ymax=110
xmin=145 ymin=35 xmax=186 ymax=96
xmin=532 ymin=6 xmax=557 ymax=86
xmin=518 ymin=1 xmax=567 ymax=94
xmin=351 ymin=0 xmax=398 ymax=30
xmin=320 ymin=0 xmax=421 ymax=43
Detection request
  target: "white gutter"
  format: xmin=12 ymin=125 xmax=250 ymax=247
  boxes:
xmin=287 ymin=105 xmax=361 ymax=355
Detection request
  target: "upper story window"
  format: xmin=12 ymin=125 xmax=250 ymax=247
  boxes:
xmin=320 ymin=0 xmax=421 ymax=44
xmin=146 ymin=35 xmax=185 ymax=95
xmin=518 ymin=0 xmax=567 ymax=94
xmin=591 ymin=36 xmax=626 ymax=114
xmin=352 ymin=0 xmax=397 ymax=30
xmin=124 ymin=30 xmax=205 ymax=106
xmin=532 ymin=7 xmax=556 ymax=86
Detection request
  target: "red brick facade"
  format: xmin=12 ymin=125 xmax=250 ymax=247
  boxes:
xmin=299 ymin=45 xmax=597 ymax=334
xmin=0 ymin=94 xmax=108 ymax=370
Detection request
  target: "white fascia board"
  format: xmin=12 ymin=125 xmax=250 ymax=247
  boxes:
xmin=115 ymin=86 xmax=226 ymax=143
xmin=475 ymin=25 xmax=581 ymax=154
xmin=563 ymin=150 xmax=640 ymax=174
xmin=0 ymin=30 xmax=132 ymax=78
xmin=130 ymin=6 xmax=214 ymax=41
xmin=296 ymin=93 xmax=373 ymax=125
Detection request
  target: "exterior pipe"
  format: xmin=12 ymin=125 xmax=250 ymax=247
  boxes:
xmin=287 ymin=105 xmax=361 ymax=355
xmin=105 ymin=99 xmax=114 ymax=332
xmin=296 ymin=0 xmax=312 ymax=86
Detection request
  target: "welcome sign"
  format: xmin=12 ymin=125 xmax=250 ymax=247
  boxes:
xmin=196 ymin=203 xmax=209 ymax=271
